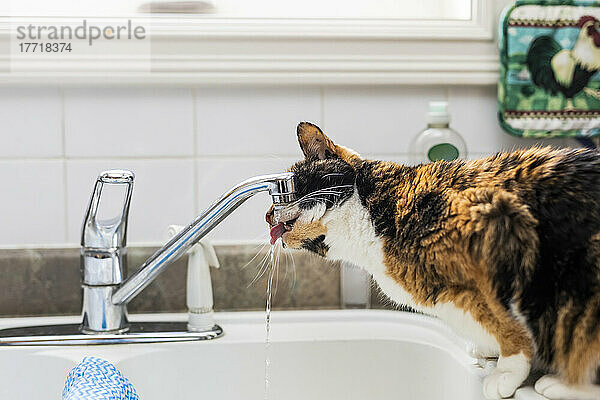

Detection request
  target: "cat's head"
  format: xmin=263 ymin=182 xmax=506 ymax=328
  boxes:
xmin=265 ymin=122 xmax=362 ymax=257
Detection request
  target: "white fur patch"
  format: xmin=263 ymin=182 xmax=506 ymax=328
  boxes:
xmin=298 ymin=202 xmax=326 ymax=224
xmin=510 ymin=301 xmax=537 ymax=355
xmin=321 ymin=192 xmax=382 ymax=269
xmin=535 ymin=375 xmax=600 ymax=400
xmin=321 ymin=191 xmax=500 ymax=357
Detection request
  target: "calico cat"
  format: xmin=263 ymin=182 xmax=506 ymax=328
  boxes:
xmin=266 ymin=122 xmax=600 ymax=400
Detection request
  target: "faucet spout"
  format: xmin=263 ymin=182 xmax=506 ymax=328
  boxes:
xmin=82 ymin=171 xmax=295 ymax=333
xmin=111 ymin=172 xmax=296 ymax=306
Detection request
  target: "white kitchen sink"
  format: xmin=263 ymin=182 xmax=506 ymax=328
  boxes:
xmin=0 ymin=310 xmax=493 ymax=400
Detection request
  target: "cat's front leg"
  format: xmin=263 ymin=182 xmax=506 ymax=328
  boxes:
xmin=483 ymin=352 xmax=531 ymax=399
xmin=465 ymin=296 xmax=534 ymax=399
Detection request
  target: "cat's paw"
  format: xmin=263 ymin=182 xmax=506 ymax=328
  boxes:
xmin=483 ymin=353 xmax=530 ymax=399
xmin=484 ymin=370 xmax=526 ymax=399
xmin=534 ymin=374 xmax=600 ymax=400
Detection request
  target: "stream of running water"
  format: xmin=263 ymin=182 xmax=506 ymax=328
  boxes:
xmin=264 ymin=244 xmax=276 ymax=400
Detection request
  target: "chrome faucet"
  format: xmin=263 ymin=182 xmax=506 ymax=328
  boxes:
xmin=81 ymin=170 xmax=296 ymax=334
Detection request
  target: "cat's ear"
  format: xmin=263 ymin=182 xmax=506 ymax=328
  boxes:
xmin=296 ymin=122 xmax=361 ymax=163
xmin=297 ymin=122 xmax=337 ymax=160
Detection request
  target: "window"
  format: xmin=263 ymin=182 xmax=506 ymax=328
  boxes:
xmin=5 ymin=0 xmax=471 ymax=19
xmin=0 ymin=0 xmax=500 ymax=86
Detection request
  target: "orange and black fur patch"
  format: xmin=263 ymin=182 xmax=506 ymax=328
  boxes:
xmin=283 ymin=122 xmax=600 ymax=386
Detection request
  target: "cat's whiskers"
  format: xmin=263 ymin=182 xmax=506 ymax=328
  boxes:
xmin=248 ymin=255 xmax=270 ymax=287
xmin=241 ymin=240 xmax=270 ymax=270
xmin=289 ymin=193 xmax=348 ymax=209
xmin=273 ymin=241 xmax=283 ymax=296
xmin=321 ymin=173 xmax=346 ymax=179
xmin=292 ymin=197 xmax=337 ymax=207
xmin=297 ymin=185 xmax=353 ymax=199
xmin=280 ymin=185 xmax=353 ymax=208
xmin=279 ymin=185 xmax=354 ymax=213
xmin=246 ymin=184 xmax=352 ymax=295
xmin=248 ymin=248 xmax=272 ymax=288
xmin=284 ymin=246 xmax=297 ymax=291
xmin=296 ymin=191 xmax=349 ymax=201
xmin=282 ymin=246 xmax=290 ymax=282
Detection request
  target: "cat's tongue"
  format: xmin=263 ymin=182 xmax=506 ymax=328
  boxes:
xmin=270 ymin=223 xmax=286 ymax=245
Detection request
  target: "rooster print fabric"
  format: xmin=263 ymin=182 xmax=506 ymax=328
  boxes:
xmin=499 ymin=0 xmax=600 ymax=137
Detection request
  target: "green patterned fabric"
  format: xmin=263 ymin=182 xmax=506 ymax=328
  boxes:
xmin=498 ymin=0 xmax=600 ymax=137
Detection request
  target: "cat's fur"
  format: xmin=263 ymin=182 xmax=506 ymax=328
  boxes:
xmin=266 ymin=122 xmax=600 ymax=400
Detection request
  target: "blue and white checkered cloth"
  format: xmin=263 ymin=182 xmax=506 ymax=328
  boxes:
xmin=62 ymin=357 xmax=139 ymax=400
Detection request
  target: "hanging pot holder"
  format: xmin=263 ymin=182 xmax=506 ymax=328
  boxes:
xmin=498 ymin=0 xmax=600 ymax=137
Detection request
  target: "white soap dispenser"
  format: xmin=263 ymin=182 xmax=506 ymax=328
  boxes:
xmin=167 ymin=225 xmax=220 ymax=332
xmin=410 ymin=101 xmax=467 ymax=164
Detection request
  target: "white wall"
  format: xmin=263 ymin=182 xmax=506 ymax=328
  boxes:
xmin=0 ymin=85 xmax=573 ymax=247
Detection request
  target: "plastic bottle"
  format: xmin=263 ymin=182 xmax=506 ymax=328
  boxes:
xmin=410 ymin=101 xmax=467 ymax=164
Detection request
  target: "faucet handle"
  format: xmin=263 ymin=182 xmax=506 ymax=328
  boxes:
xmin=81 ymin=169 xmax=134 ymax=250
xmin=80 ymin=170 xmax=134 ymax=331
xmin=98 ymin=170 xmax=135 ymax=185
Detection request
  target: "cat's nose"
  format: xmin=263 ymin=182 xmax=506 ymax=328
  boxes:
xmin=265 ymin=205 xmax=275 ymax=227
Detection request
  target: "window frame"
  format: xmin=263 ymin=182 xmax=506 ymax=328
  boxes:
xmin=0 ymin=0 xmax=501 ymax=86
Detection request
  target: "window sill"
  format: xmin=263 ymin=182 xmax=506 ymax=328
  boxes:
xmin=0 ymin=0 xmax=500 ymax=86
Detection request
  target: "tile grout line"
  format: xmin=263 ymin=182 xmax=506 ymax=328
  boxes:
xmin=320 ymin=86 xmax=326 ymax=129
xmin=0 ymin=155 xmax=196 ymax=161
xmin=0 ymin=153 xmax=419 ymax=162
xmin=192 ymin=88 xmax=199 ymax=216
xmin=60 ymin=88 xmax=69 ymax=243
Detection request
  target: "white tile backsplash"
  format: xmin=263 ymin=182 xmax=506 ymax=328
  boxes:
xmin=64 ymin=88 xmax=194 ymax=158
xmin=0 ymin=160 xmax=65 ymax=245
xmin=448 ymin=86 xmax=566 ymax=154
xmin=66 ymin=159 xmax=195 ymax=244
xmin=196 ymin=157 xmax=296 ymax=242
xmin=0 ymin=88 xmax=62 ymax=158
xmin=323 ymin=87 xmax=445 ymax=155
xmin=1 ymin=84 xmax=580 ymax=246
xmin=195 ymin=87 xmax=320 ymax=156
